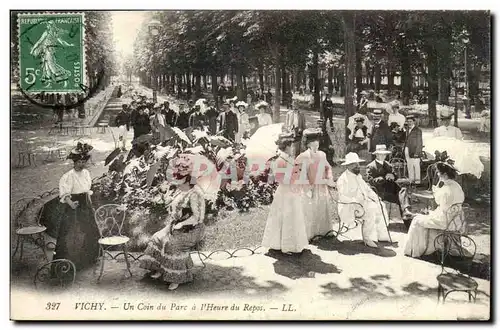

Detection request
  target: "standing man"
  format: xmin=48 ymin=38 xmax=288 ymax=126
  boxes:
xmin=283 ymin=99 xmax=307 ymax=158
xmin=322 ymin=93 xmax=334 ymax=130
xmin=403 ymin=114 xmax=423 ymax=185
xmin=152 ymin=105 xmax=168 ymax=143
xmin=205 ymin=100 xmax=220 ymax=135
xmin=218 ymin=101 xmax=238 ymax=141
xmin=161 ymin=101 xmax=174 ymax=126
xmin=369 ymin=108 xmax=393 ymax=158
xmin=176 ymin=103 xmax=190 ymax=130
xmin=114 ymin=104 xmax=130 ymax=151
xmin=188 ymin=104 xmax=207 ymax=130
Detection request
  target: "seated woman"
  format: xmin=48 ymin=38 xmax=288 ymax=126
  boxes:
xmin=404 ymin=162 xmax=465 ymax=258
xmin=261 ymin=133 xmax=309 ymax=254
xmin=54 ymin=143 xmax=100 ymax=270
xmin=347 ymin=117 xmax=370 ymax=159
xmin=140 ymin=155 xmax=206 ymax=290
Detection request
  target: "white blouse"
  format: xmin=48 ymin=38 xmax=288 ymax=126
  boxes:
xmin=257 ymin=113 xmax=273 ymax=126
xmin=59 ymin=169 xmax=93 ymax=203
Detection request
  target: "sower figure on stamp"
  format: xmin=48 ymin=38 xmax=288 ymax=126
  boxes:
xmin=367 ymin=145 xmax=413 ymax=229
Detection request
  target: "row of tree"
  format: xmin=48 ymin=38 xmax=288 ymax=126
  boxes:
xmin=11 ymin=11 xmax=117 ymax=93
xmin=130 ymin=10 xmax=490 ymax=126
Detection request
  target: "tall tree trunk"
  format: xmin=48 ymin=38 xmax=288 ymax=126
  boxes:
xmin=355 ymin=42 xmax=363 ymax=104
xmin=186 ymin=72 xmax=192 ymax=98
xmin=230 ymin=68 xmax=234 ymax=89
xmin=387 ymin=49 xmax=395 ymax=93
xmin=438 ymin=43 xmax=451 ymax=106
xmin=328 ymin=67 xmax=334 ymax=94
xmin=339 ymin=69 xmax=346 ymax=97
xmin=374 ymin=61 xmax=382 ymax=92
xmin=281 ymin=66 xmax=287 ymax=105
xmin=291 ymin=69 xmax=296 ymax=93
xmin=258 ymin=64 xmax=265 ymax=93
xmin=401 ymin=44 xmax=412 ymax=106
xmin=211 ymin=72 xmax=218 ymax=108
xmin=243 ymin=75 xmax=247 ymax=96
xmin=195 ymin=73 xmax=202 ymax=98
xmin=344 ymin=12 xmax=356 ymax=133
xmin=203 ymin=75 xmax=207 ymax=90
xmin=313 ymin=50 xmax=321 ymax=111
xmin=427 ymin=47 xmax=439 ymax=127
xmin=236 ymin=69 xmax=244 ymax=101
xmin=273 ymin=44 xmax=282 ymax=123
xmin=308 ymin=66 xmax=314 ymax=93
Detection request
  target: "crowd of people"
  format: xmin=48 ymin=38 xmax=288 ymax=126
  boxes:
xmin=46 ymin=84 xmax=469 ymax=291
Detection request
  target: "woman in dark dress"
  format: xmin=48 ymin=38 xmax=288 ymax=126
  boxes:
xmin=53 ymin=143 xmax=100 ymax=270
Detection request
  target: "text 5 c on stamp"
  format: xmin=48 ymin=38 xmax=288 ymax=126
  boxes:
xmin=18 ymin=12 xmax=86 ymax=93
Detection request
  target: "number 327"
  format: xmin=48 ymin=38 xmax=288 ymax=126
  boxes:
xmin=46 ymin=302 xmax=60 ymax=310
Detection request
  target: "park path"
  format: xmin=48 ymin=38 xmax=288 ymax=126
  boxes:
xmin=10 ymin=85 xmax=490 ymax=320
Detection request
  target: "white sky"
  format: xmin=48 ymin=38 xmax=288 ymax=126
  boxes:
xmin=111 ymin=11 xmax=148 ymax=58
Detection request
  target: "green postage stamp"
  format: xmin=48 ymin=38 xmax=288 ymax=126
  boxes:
xmin=18 ymin=12 xmax=85 ymax=93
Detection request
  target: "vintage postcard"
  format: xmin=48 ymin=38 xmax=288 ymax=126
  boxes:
xmin=10 ymin=9 xmax=491 ymax=321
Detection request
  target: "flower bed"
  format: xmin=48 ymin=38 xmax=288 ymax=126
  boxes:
xmin=92 ymin=125 xmax=279 ymax=251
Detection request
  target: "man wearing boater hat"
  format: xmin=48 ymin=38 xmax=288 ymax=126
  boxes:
xmin=366 ymin=144 xmax=413 ymax=228
xmin=403 ymin=114 xmax=423 ymax=184
xmin=432 ymin=109 xmax=463 ymax=139
xmin=336 ymin=152 xmax=391 ymax=248
xmin=368 ymin=108 xmax=393 ymax=158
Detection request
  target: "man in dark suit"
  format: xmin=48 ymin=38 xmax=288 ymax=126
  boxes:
xmin=367 ymin=144 xmax=412 ymax=227
xmin=205 ymin=100 xmax=220 ymax=135
xmin=218 ymin=101 xmax=238 ymax=141
xmin=403 ymin=114 xmax=423 ymax=184
xmin=176 ymin=103 xmax=190 ymax=129
xmin=284 ymin=99 xmax=307 ymax=157
xmin=369 ymin=108 xmax=393 ymax=158
xmin=322 ymin=94 xmax=335 ymax=130
xmin=162 ymin=101 xmax=177 ymax=127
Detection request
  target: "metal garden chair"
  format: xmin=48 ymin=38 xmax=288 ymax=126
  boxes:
xmin=94 ymin=204 xmax=132 ymax=282
xmin=34 ymin=259 xmax=76 ymax=289
xmin=433 ymin=203 xmax=478 ymax=303
xmin=12 ymin=197 xmax=48 ymax=262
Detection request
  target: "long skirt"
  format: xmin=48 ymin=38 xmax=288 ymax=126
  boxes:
xmin=140 ymin=224 xmax=205 ymax=284
xmin=304 ymin=184 xmax=334 ymax=239
xmin=53 ymin=193 xmax=100 ymax=270
xmin=404 ymin=211 xmax=446 ymax=258
xmin=261 ymin=184 xmax=309 ymax=253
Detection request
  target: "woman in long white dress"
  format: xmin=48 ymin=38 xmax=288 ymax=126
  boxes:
xmin=296 ymin=129 xmax=336 ymax=239
xmin=404 ymin=162 xmax=465 ymax=258
xmin=261 ymin=134 xmax=309 ymax=254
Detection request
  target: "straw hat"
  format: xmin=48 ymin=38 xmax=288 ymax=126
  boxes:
xmin=372 ymin=144 xmax=392 ymax=155
xmin=341 ymin=152 xmax=365 ymax=165
xmin=235 ymin=101 xmax=248 ymax=108
xmin=256 ymin=101 xmax=269 ymax=108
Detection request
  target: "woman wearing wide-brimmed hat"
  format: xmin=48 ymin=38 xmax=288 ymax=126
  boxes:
xmin=235 ymin=101 xmax=250 ymax=143
xmin=53 ymin=143 xmax=100 ymax=270
xmin=404 ymin=162 xmax=465 ymax=258
xmin=140 ymin=154 xmax=207 ymax=290
xmin=296 ymin=128 xmax=336 ymax=239
xmin=261 ymin=133 xmax=309 ymax=254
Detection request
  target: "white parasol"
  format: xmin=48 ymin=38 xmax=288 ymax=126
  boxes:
xmin=423 ymin=136 xmax=484 ymax=178
xmin=244 ymin=123 xmax=283 ymax=173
